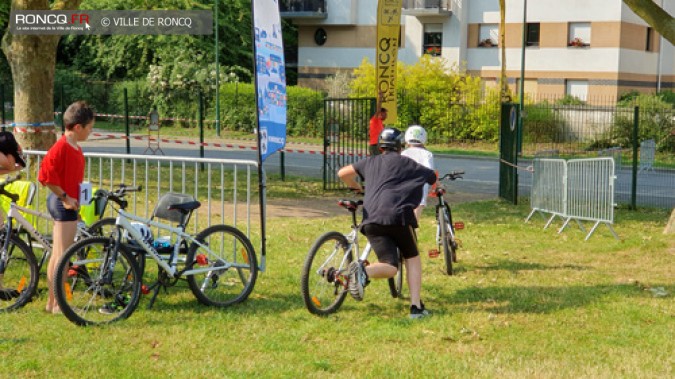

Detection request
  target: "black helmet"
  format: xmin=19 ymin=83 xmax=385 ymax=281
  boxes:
xmin=378 ymin=128 xmax=403 ymax=151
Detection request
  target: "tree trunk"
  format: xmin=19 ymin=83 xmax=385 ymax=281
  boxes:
xmin=1 ymin=0 xmax=82 ymax=150
xmin=623 ymin=0 xmax=675 ymax=46
xmin=665 ymin=208 xmax=675 ymax=235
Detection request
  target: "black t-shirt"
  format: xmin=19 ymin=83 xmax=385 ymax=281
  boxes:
xmin=352 ymin=151 xmax=436 ymax=228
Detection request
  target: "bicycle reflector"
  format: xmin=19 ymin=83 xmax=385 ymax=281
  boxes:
xmin=454 ymin=221 xmax=465 ymax=230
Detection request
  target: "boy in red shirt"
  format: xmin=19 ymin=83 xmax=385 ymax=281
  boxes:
xmin=38 ymin=101 xmax=94 ymax=314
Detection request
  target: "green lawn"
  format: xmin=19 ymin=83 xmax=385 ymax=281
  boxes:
xmin=1 ymin=198 xmax=672 ymax=377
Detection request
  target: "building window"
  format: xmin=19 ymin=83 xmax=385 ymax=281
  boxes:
xmin=526 ymin=23 xmax=540 ymax=46
xmin=566 ymin=80 xmax=588 ymax=101
xmin=423 ymin=24 xmax=443 ymax=56
xmin=646 ymin=27 xmax=654 ymax=51
xmin=568 ymin=22 xmax=591 ymax=47
xmin=479 ymin=23 xmax=498 ymax=47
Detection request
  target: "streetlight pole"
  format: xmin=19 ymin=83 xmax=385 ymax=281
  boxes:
xmin=215 ymin=0 xmax=221 ymax=136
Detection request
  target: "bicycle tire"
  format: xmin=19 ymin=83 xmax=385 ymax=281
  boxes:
xmin=54 ymin=236 xmax=142 ymax=326
xmin=445 ymin=204 xmax=458 ymax=263
xmin=87 ymin=218 xmax=148 ymax=275
xmin=388 ymin=251 xmax=404 ymax=298
xmin=439 ymin=207 xmax=455 ymax=275
xmin=0 ymin=234 xmax=38 ymax=312
xmin=186 ymin=224 xmax=258 ymax=307
xmin=301 ymin=231 xmax=352 ymax=315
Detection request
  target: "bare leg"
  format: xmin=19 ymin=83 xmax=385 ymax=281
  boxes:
xmin=413 ymin=205 xmax=425 ymax=223
xmin=46 ymin=221 xmax=78 ymax=313
xmin=365 ymin=262 xmax=397 ymax=279
xmin=404 ymin=255 xmax=422 ymax=308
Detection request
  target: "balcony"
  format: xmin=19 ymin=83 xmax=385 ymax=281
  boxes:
xmin=279 ymin=0 xmax=327 ymax=20
xmin=402 ymin=0 xmax=452 ymax=17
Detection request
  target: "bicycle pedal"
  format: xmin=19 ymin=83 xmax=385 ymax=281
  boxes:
xmin=141 ymin=284 xmax=150 ymax=295
xmin=454 ymin=221 xmax=465 ymax=230
xmin=428 ymin=249 xmax=440 ymax=258
xmin=195 ymin=254 xmax=208 ymax=266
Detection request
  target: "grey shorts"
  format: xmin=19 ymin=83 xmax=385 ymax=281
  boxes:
xmin=47 ymin=193 xmax=78 ymax=222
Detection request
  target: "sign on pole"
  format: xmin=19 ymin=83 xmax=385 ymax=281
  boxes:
xmin=376 ymin=0 xmax=402 ymax=125
xmin=253 ymin=0 xmax=287 ymax=162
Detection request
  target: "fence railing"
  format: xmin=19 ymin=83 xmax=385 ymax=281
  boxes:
xmin=22 ymin=151 xmax=260 ymax=244
xmin=526 ymin=157 xmax=618 ymax=240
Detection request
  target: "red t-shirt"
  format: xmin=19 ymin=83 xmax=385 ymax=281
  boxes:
xmin=369 ymin=116 xmax=384 ymax=145
xmin=38 ymin=135 xmax=85 ymax=198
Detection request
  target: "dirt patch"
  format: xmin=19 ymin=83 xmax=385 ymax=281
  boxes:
xmin=208 ymin=192 xmax=495 ymax=220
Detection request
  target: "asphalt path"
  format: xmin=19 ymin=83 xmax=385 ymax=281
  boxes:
xmin=80 ymin=133 xmax=674 ymax=207
xmin=79 ymin=134 xmax=505 ymax=198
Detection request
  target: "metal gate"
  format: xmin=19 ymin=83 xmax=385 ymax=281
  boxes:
xmin=499 ymin=103 xmax=520 ymax=204
xmin=323 ymin=98 xmax=374 ymax=190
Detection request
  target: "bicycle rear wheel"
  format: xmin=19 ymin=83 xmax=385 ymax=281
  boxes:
xmin=439 ymin=207 xmax=456 ymax=275
xmin=388 ymin=250 xmax=404 ymax=298
xmin=0 ymin=235 xmax=38 ymax=312
xmin=54 ymin=236 xmax=142 ymax=326
xmin=186 ymin=224 xmax=258 ymax=307
xmin=301 ymin=231 xmax=352 ymax=315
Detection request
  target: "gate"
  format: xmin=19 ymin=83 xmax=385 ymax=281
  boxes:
xmin=499 ymin=103 xmax=520 ymax=204
xmin=323 ymin=98 xmax=374 ymax=190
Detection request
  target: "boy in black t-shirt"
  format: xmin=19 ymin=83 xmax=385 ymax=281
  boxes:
xmin=338 ymin=128 xmax=436 ymax=319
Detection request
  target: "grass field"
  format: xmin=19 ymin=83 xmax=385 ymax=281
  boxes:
xmin=0 ymin=196 xmax=672 ymax=377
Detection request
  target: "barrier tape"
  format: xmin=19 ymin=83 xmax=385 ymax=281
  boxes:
xmin=89 ymin=132 xmax=368 ymax=157
xmin=499 ymin=158 xmax=533 ymax=172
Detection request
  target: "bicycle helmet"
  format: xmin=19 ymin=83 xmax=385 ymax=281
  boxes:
xmin=124 ymin=222 xmax=154 ymax=246
xmin=405 ymin=125 xmax=427 ymax=145
xmin=378 ymin=128 xmax=404 ymax=151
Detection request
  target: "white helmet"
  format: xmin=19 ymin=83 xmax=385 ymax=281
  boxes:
xmin=405 ymin=125 xmax=427 ymax=145
xmin=124 ymin=222 xmax=154 ymax=246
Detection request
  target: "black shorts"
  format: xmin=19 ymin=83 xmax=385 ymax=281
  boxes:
xmin=47 ymin=193 xmax=78 ymax=222
xmin=362 ymin=223 xmax=419 ymax=267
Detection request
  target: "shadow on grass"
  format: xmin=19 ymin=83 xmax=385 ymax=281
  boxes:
xmin=432 ymin=283 xmax=674 ymax=314
xmin=462 ymin=259 xmax=587 ymax=273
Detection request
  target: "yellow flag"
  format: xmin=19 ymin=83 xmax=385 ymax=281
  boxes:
xmin=376 ymin=0 xmax=402 ymax=125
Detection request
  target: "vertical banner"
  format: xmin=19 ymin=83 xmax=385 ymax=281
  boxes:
xmin=376 ymin=0 xmax=402 ymax=124
xmin=253 ymin=0 xmax=287 ymax=162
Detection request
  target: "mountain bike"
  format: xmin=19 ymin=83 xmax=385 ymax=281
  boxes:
xmin=301 ymin=198 xmax=403 ymax=315
xmin=53 ymin=189 xmax=257 ymax=326
xmin=0 ymin=174 xmax=139 ymax=312
xmin=429 ymin=171 xmax=465 ymax=275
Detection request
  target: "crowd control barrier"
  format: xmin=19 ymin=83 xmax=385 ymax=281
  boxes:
xmin=526 ymin=157 xmax=618 ymax=240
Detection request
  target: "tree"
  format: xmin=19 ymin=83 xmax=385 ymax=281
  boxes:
xmin=1 ymin=0 xmax=82 ymax=150
xmin=623 ymin=0 xmax=675 ymax=45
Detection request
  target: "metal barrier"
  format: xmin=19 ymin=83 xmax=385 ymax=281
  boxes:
xmin=22 ymin=151 xmax=259 ymax=242
xmin=526 ymin=157 xmax=618 ymax=240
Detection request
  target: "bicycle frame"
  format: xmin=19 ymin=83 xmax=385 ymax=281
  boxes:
xmin=3 ymin=203 xmax=54 ymax=269
xmin=113 ymin=209 xmax=250 ymax=278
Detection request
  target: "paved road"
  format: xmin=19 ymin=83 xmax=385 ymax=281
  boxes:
xmin=80 ymin=133 xmax=674 ymax=207
xmin=80 ymin=134 xmax=504 ymax=197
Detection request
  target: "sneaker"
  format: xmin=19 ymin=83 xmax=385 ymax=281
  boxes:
xmin=348 ymin=261 xmax=368 ymax=301
xmin=410 ymin=301 xmax=430 ymax=319
xmin=98 ymin=303 xmax=118 ymax=315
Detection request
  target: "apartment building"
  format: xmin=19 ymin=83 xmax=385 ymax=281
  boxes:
xmin=280 ymin=0 xmax=675 ymax=101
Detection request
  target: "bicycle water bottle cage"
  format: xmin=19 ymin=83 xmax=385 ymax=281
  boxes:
xmin=337 ymin=199 xmax=362 ymax=212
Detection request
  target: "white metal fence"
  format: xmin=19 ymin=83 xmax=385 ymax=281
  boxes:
xmin=526 ymin=157 xmax=618 ymax=240
xmin=22 ymin=151 xmax=260 ymax=241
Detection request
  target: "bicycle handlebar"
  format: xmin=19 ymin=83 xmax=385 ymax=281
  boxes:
xmin=0 ymin=174 xmax=22 ymax=203
xmin=439 ymin=170 xmax=465 ymax=181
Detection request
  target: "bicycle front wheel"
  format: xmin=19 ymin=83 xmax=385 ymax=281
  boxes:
xmin=54 ymin=236 xmax=142 ymax=326
xmin=186 ymin=224 xmax=258 ymax=307
xmin=301 ymin=231 xmax=351 ymax=315
xmin=439 ymin=207 xmax=456 ymax=275
xmin=0 ymin=235 xmax=38 ymax=312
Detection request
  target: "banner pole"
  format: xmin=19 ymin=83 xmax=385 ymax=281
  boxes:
xmin=251 ymin=0 xmax=267 ymax=272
